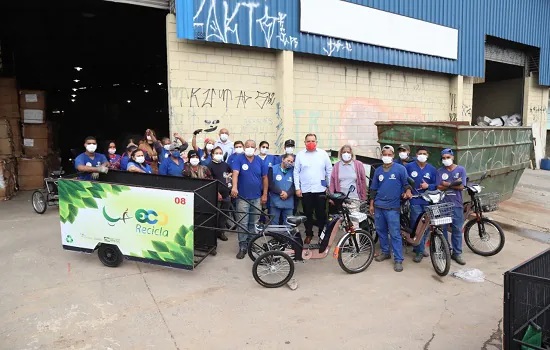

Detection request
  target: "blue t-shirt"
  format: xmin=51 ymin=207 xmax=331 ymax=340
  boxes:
xmin=227 ymin=152 xmax=242 ymax=170
xmin=234 ymin=154 xmax=267 ymax=199
xmin=436 ymin=165 xmax=467 ymax=208
xmin=259 ymin=154 xmax=277 ymax=168
xmin=269 ymin=166 xmax=295 ymax=209
xmin=120 ymin=154 xmax=130 ymax=171
xmin=158 ymin=157 xmax=184 ymax=177
xmin=197 ymin=149 xmax=212 ymax=166
xmin=74 ymin=152 xmax=108 ymax=180
xmin=159 ymin=148 xmax=170 ymax=165
xmin=127 ymin=162 xmax=153 ymax=174
xmin=107 ymin=154 xmax=121 ymax=165
xmin=370 ymin=163 xmax=409 ymax=210
xmin=405 ymin=161 xmax=437 ymax=205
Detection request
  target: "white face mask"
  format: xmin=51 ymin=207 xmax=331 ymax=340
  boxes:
xmin=190 ymin=158 xmax=200 ymax=166
xmin=244 ymin=147 xmax=255 ymax=157
xmin=382 ymin=156 xmax=393 ymax=164
xmin=342 ymin=152 xmax=352 ymax=162
xmin=220 ymin=134 xmax=228 ymax=142
xmin=285 ymin=147 xmax=294 ymax=154
xmin=206 ymin=144 xmax=214 ymax=151
xmin=234 ymin=147 xmax=244 ymax=154
xmin=213 ymin=154 xmax=223 ymax=162
xmin=260 ymin=147 xmax=268 ymax=155
xmin=108 ymin=148 xmax=116 ymax=155
xmin=399 ymin=152 xmax=408 ymax=160
xmin=86 ymin=144 xmax=97 ymax=153
xmin=416 ymin=154 xmax=428 ymax=163
xmin=164 ymin=144 xmax=172 ymax=151
xmin=135 ymin=156 xmax=145 ymax=164
xmin=442 ymin=158 xmax=453 ymax=167
xmin=146 ymin=135 xmax=152 ymax=141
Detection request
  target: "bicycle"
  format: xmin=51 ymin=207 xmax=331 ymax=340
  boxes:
xmin=32 ymin=168 xmax=65 ymax=214
xmin=249 ymin=185 xmax=375 ymax=288
xmin=399 ymin=179 xmax=463 ymax=276
xmin=462 ymin=173 xmax=505 ymax=256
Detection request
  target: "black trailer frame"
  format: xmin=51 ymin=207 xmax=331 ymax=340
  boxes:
xmin=503 ymin=247 xmax=550 ymax=350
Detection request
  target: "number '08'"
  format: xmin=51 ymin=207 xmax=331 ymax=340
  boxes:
xmin=174 ymin=197 xmax=186 ymax=205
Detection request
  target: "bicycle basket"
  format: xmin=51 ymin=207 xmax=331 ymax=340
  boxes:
xmin=477 ymin=192 xmax=500 ymax=212
xmin=425 ymin=202 xmax=454 ymax=226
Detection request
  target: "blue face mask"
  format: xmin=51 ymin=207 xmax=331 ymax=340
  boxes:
xmin=172 ymin=151 xmax=181 ymax=158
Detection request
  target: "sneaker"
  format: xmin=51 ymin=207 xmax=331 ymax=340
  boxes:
xmin=394 ymin=262 xmax=403 ymax=272
xmin=236 ymin=249 xmax=246 ymax=259
xmin=218 ymin=232 xmax=229 ymax=241
xmin=413 ymin=252 xmax=423 ymax=263
xmin=451 ymin=254 xmax=466 ymax=265
xmin=375 ymin=253 xmax=391 ymax=262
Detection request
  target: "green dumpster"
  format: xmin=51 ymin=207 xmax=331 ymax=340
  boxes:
xmin=375 ymin=121 xmax=533 ymax=201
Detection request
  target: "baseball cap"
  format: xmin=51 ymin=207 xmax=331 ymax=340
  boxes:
xmin=398 ymin=144 xmax=410 ymax=152
xmin=284 ymin=139 xmax=295 ymax=147
xmin=382 ymin=145 xmax=395 ymax=153
xmin=441 ymin=148 xmax=454 ymax=156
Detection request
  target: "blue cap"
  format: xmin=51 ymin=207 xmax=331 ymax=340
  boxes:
xmin=441 ymin=148 xmax=454 ymax=156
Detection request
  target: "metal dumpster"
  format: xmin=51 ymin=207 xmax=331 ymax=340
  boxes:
xmin=375 ymin=121 xmax=533 ymax=201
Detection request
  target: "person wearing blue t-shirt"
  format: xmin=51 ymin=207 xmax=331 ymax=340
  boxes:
xmin=126 ymin=149 xmax=153 ymax=174
xmin=192 ymin=129 xmax=214 ymax=166
xmin=405 ymin=147 xmax=437 ymax=263
xmin=231 ymin=140 xmax=268 ymax=259
xmin=369 ymin=145 xmax=412 ymax=272
xmin=437 ymin=148 xmax=467 ymax=266
xmin=227 ymin=140 xmax=244 ymax=170
xmin=120 ymin=143 xmax=138 ymax=171
xmin=105 ymin=141 xmax=122 ymax=170
xmin=394 ymin=144 xmax=415 ymax=165
xmin=158 ymin=147 xmax=184 ymax=177
xmin=268 ymin=153 xmax=295 ymax=226
xmin=74 ymin=136 xmax=109 ymax=181
xmin=258 ymin=141 xmax=277 ymax=168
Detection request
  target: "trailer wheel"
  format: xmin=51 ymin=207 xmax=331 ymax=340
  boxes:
xmin=98 ymin=244 xmax=124 ymax=267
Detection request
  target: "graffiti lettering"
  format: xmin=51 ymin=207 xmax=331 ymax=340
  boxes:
xmin=173 ymin=87 xmax=274 ymax=110
xmin=237 ymin=90 xmax=252 ymax=108
xmin=323 ymin=38 xmax=353 ymax=57
xmin=255 ymin=91 xmax=276 ymax=109
xmin=275 ymin=102 xmax=283 ymax=151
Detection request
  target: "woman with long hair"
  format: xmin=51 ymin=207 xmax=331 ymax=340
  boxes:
xmin=138 ymin=129 xmax=158 ymax=173
xmin=105 ymin=141 xmax=121 ymax=170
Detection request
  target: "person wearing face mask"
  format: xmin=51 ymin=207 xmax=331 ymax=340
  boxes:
xmin=274 ymin=139 xmax=296 ymax=166
xmin=329 ymin=145 xmax=367 ymax=201
xmin=158 ymin=146 xmax=184 ymax=177
xmin=75 ymin=136 xmax=109 ymax=180
xmin=207 ymin=146 xmax=232 ymax=241
xmin=394 ymin=144 xmax=415 ymax=165
xmin=437 ymin=148 xmax=467 ymax=266
xmin=294 ymin=133 xmax=333 ymax=245
xmin=268 ymin=154 xmax=296 ymax=226
xmin=405 ymin=147 xmax=437 ymax=262
xmin=105 ymin=141 xmax=121 ymax=170
xmin=150 ymin=132 xmax=189 ymax=167
xmin=120 ymin=143 xmax=138 ymax=171
xmin=258 ymin=141 xmax=276 ymax=168
xmin=231 ymin=140 xmax=268 ymax=259
xmin=138 ymin=129 xmax=158 ymax=174
xmin=183 ymin=150 xmax=213 ymax=179
xmin=214 ymin=128 xmax=234 ymax=160
xmin=369 ymin=145 xmax=412 ymax=272
xmin=192 ymin=130 xmax=214 ymax=166
xmin=227 ymin=140 xmax=244 ymax=170
xmin=127 ymin=149 xmax=153 ymax=174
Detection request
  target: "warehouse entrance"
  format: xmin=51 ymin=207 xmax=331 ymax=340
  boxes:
xmin=0 ymin=0 xmax=169 ymax=171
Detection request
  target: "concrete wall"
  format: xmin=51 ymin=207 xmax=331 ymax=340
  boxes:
xmin=472 ymin=78 xmax=524 ymax=122
xmin=523 ymin=73 xmax=549 ymax=164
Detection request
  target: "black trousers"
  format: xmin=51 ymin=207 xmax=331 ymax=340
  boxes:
xmin=302 ymin=192 xmax=327 ymax=237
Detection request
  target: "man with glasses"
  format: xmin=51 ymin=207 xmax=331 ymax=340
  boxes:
xmin=293 ymin=134 xmax=333 ymax=244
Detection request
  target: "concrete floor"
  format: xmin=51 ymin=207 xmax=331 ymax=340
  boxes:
xmin=1 ymin=169 xmax=549 ymax=350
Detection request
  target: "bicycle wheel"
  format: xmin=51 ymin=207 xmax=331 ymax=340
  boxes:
xmin=360 ymin=215 xmax=378 ymax=243
xmin=32 ymin=190 xmax=47 ymax=214
xmin=464 ymin=218 xmax=505 ymax=256
xmin=247 ymin=233 xmax=291 ymax=261
xmin=252 ymin=251 xmax=295 ymax=288
xmin=430 ymin=228 xmax=451 ymax=276
xmin=336 ymin=229 xmax=375 ymax=274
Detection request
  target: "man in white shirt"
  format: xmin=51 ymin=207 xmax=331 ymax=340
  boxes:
xmin=294 ymin=133 xmax=333 ymax=244
xmin=214 ymin=128 xmax=234 ymax=161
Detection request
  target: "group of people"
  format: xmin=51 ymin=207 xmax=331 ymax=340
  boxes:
xmin=74 ymin=128 xmax=468 ymax=269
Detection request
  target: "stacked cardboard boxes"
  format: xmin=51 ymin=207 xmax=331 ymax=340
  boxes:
xmin=0 ymin=78 xmax=20 ymax=200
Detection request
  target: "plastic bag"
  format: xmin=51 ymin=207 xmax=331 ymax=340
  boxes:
xmin=451 ymin=268 xmax=485 ymax=282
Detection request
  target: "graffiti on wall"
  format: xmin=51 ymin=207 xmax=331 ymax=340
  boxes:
xmin=171 ymin=87 xmax=275 ymax=109
xmin=323 ymin=38 xmax=353 ymax=57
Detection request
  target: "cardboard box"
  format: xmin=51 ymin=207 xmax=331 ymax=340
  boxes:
xmin=19 ymin=90 xmax=46 ymax=110
xmin=22 ymin=123 xmax=48 ymax=139
xmin=18 ymin=157 xmax=45 ymax=191
xmin=0 ymin=157 xmax=17 ymax=200
xmin=0 ymin=87 xmax=18 ymax=105
xmin=0 ymin=78 xmax=16 ymax=88
xmin=21 ymin=109 xmax=44 ymax=124
xmin=0 ymin=104 xmax=20 ymax=117
xmin=0 ymin=118 xmax=21 ymax=156
xmin=23 ymin=138 xmax=48 ymax=157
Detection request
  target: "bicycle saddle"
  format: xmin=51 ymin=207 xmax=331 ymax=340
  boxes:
xmin=328 ymin=192 xmax=346 ymax=201
xmin=424 ymin=190 xmax=441 ymax=195
xmin=286 ymin=216 xmax=307 ymax=226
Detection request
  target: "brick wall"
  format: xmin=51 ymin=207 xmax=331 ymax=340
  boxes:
xmin=293 ymin=55 xmax=450 ymax=156
xmin=166 ymin=15 xmax=278 ymax=148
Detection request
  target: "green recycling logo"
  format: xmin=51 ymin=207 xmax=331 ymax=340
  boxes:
xmin=65 ymin=235 xmax=74 ymax=243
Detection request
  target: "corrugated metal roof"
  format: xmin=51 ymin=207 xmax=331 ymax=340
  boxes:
xmin=176 ymin=0 xmax=550 ymax=85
